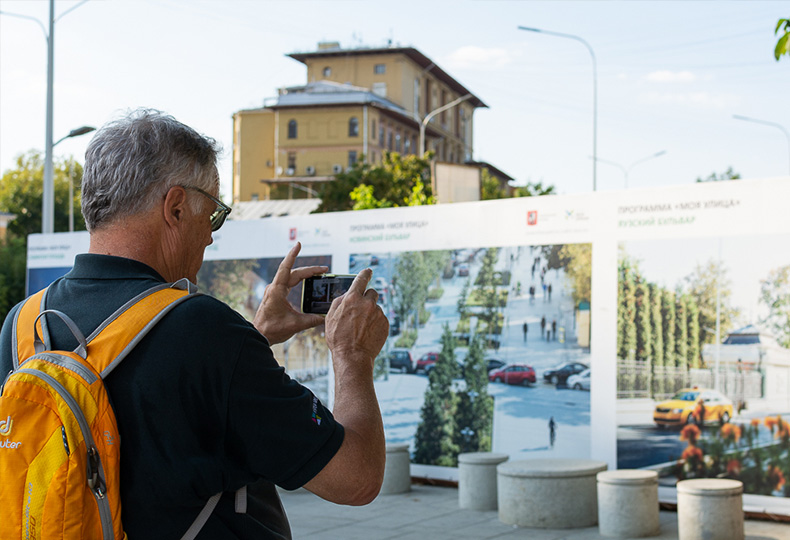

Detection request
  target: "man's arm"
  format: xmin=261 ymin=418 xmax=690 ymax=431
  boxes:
xmin=303 ymin=268 xmax=389 ymax=505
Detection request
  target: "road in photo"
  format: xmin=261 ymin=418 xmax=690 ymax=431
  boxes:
xmin=362 ymin=244 xmax=592 ymax=462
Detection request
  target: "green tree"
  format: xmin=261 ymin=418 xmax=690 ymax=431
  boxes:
xmin=649 ymin=283 xmax=664 ymax=368
xmin=196 ymin=259 xmax=261 ymax=311
xmin=315 ymin=151 xmax=434 ymax=212
xmin=480 ymin=168 xmax=508 ymax=200
xmin=684 ymin=259 xmax=740 ymax=352
xmin=0 ymin=151 xmax=86 ymax=237
xmin=454 ymin=334 xmax=494 ymax=457
xmin=513 ymin=181 xmax=556 ymax=197
xmin=759 ymin=265 xmax=790 ymax=347
xmin=675 ymin=291 xmax=689 ymax=370
xmin=617 ymin=257 xmax=637 ymax=361
xmin=0 ymin=235 xmax=27 ymax=324
xmin=695 ymin=167 xmax=740 ymax=183
xmin=558 ymin=243 xmax=591 ymax=305
xmin=661 ymin=289 xmax=676 ymax=371
xmin=687 ymin=299 xmax=701 ymax=368
xmin=635 ymin=280 xmax=652 ymax=362
xmin=776 ymin=18 xmax=790 ymax=61
xmin=414 ymin=324 xmax=459 ymax=466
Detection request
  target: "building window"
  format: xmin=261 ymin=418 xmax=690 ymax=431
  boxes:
xmin=371 ymin=119 xmax=376 ymax=137
xmin=395 ymin=132 xmax=402 ymax=153
xmin=322 ymin=66 xmax=331 ymax=77
xmin=251 ymin=193 xmax=259 ymax=201
xmin=374 ymin=63 xmax=386 ymax=74
xmin=287 ymin=119 xmax=297 ymax=139
xmin=404 ymin=137 xmax=411 ymax=154
xmin=379 ymin=125 xmax=385 ymax=146
xmin=387 ymin=130 xmax=393 ymax=151
xmin=287 ymin=152 xmax=296 ymax=171
xmin=348 ymin=117 xmax=359 ymax=137
xmin=348 ymin=150 xmax=357 ymax=168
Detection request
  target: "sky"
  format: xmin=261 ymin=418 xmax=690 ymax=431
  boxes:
xmin=1 ymin=0 xmax=788 ymax=202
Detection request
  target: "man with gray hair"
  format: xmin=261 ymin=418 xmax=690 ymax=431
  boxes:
xmin=0 ymin=109 xmax=389 ymax=539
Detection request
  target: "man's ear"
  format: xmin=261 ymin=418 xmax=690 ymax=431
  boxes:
xmin=162 ymin=186 xmax=188 ymax=228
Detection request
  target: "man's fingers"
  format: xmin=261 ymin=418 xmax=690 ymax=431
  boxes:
xmin=272 ymin=242 xmax=301 ymax=285
xmin=347 ymin=268 xmax=373 ymax=295
xmin=290 ymin=265 xmax=330 ymax=285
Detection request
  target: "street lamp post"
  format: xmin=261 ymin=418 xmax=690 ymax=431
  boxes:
xmin=54 ymin=126 xmax=96 ymax=232
xmin=419 ymin=94 xmax=473 ymax=158
xmin=733 ymin=114 xmax=790 ymax=175
xmin=518 ymin=26 xmax=598 ymax=191
xmin=594 ymin=150 xmax=667 ymax=189
xmin=0 ymin=0 xmax=90 ymax=234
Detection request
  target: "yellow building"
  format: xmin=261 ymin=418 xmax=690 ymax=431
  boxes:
xmin=232 ymin=43 xmax=487 ymax=203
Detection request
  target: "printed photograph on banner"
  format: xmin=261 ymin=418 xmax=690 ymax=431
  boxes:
xmin=197 ymin=254 xmax=332 ymax=401
xmin=351 ymin=244 xmax=592 ymax=466
xmin=615 ymin=235 xmax=790 ymax=498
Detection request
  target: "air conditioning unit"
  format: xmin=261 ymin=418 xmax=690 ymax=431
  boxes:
xmin=332 ymin=164 xmax=343 ymax=174
xmin=276 ymin=166 xmax=283 ymax=175
xmin=286 ymin=167 xmax=295 ymax=176
xmin=305 ymin=165 xmax=316 ymax=176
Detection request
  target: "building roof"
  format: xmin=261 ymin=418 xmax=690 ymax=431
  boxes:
xmin=261 ymin=81 xmax=440 ymax=134
xmin=287 ymin=45 xmax=487 ymax=109
xmin=230 ymin=199 xmax=322 ymax=220
xmin=465 ymin=160 xmax=516 ymax=182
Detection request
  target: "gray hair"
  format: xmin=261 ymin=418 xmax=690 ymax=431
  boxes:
xmin=81 ymin=108 xmax=221 ymax=231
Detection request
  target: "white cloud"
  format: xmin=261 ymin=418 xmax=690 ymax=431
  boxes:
xmin=640 ymin=91 xmax=738 ymax=109
xmin=444 ymin=46 xmax=515 ymax=69
xmin=645 ymin=70 xmax=697 ymax=83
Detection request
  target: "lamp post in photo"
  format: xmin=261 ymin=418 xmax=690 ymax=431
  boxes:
xmin=518 ymin=25 xmax=598 ymax=191
xmin=55 ymin=126 xmax=96 ymax=232
xmin=593 ymin=150 xmax=667 ymax=189
xmin=733 ymin=114 xmax=790 ymax=175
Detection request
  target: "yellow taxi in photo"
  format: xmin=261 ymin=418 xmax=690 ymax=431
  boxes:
xmin=653 ymin=387 xmax=734 ymax=427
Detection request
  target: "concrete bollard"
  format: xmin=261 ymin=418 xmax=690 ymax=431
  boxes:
xmin=597 ymin=469 xmax=660 ymax=538
xmin=677 ymin=478 xmax=744 ymax=540
xmin=497 ymin=459 xmax=607 ymax=528
xmin=379 ymin=443 xmax=411 ymax=495
xmin=458 ymin=452 xmax=509 ymax=511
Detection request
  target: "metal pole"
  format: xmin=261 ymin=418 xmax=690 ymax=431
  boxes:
xmin=420 ymin=94 xmax=472 ymax=157
xmin=68 ymin=159 xmax=74 ymax=232
xmin=733 ymin=115 xmax=790 ymax=175
xmin=518 ymin=26 xmax=598 ymax=191
xmin=42 ymin=0 xmax=55 ymax=234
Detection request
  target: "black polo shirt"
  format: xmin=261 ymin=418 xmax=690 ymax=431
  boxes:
xmin=0 ymin=254 xmax=344 ymax=539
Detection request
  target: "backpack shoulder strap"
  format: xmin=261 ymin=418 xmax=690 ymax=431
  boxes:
xmin=12 ymin=287 xmax=48 ymax=369
xmin=85 ymin=278 xmax=199 ymax=379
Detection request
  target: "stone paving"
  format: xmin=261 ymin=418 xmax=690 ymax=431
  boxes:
xmin=280 ymin=483 xmax=790 ymax=539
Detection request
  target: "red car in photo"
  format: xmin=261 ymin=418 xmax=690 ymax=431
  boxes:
xmin=416 ymin=352 xmax=440 ymax=373
xmin=488 ymin=364 xmax=536 ymax=386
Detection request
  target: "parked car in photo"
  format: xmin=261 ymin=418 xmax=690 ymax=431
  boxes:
xmin=370 ymin=255 xmax=379 ymax=266
xmin=485 ymin=358 xmax=506 ymax=372
xmin=567 ymin=368 xmax=590 ymax=391
xmin=416 ymin=352 xmax=440 ymax=373
xmin=386 ymin=348 xmax=415 ymax=374
xmin=653 ymin=388 xmax=734 ymax=427
xmin=542 ymin=362 xmax=589 ymax=386
xmin=458 ymin=263 xmax=469 ymax=277
xmin=488 ymin=364 xmax=536 ymax=386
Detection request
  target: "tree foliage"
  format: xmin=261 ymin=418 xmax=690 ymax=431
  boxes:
xmin=0 ymin=235 xmax=27 ymax=324
xmin=695 ymin=167 xmax=740 ymax=183
xmin=776 ymin=18 xmax=790 ymax=61
xmin=558 ymin=243 xmax=591 ymax=305
xmin=759 ymin=265 xmax=790 ymax=347
xmin=684 ymin=259 xmax=740 ymax=350
xmin=414 ymin=324 xmax=459 ymax=466
xmin=513 ymin=181 xmax=556 ymax=197
xmin=454 ymin=334 xmax=494 ymax=456
xmin=0 ymin=151 xmax=86 ymax=237
xmin=315 ymin=151 xmax=434 ymax=212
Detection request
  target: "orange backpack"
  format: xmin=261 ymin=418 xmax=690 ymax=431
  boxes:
xmin=0 ymin=280 xmax=200 ymax=540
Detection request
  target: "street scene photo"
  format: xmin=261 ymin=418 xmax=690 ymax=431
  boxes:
xmin=354 ymin=244 xmax=592 ymax=466
xmin=616 ymin=235 xmax=790 ymax=498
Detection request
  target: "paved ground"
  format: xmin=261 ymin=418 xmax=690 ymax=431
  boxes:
xmin=280 ymin=484 xmax=790 ymax=539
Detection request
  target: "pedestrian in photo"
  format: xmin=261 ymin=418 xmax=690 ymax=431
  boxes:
xmin=549 ymin=417 xmax=556 ymax=448
xmin=547 ymin=283 xmax=552 ymax=301
xmin=522 ymin=322 xmax=528 ymax=343
xmin=540 ymin=316 xmax=546 ymax=337
xmin=552 ymin=319 xmax=557 ymax=340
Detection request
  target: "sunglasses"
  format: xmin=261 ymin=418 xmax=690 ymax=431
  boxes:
xmin=182 ymin=185 xmax=232 ymax=232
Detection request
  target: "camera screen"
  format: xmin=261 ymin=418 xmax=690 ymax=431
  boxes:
xmin=302 ymin=274 xmax=356 ymax=314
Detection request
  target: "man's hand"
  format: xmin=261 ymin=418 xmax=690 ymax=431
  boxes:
xmin=324 ymin=268 xmax=389 ymax=369
xmin=253 ymin=242 xmax=327 ymax=344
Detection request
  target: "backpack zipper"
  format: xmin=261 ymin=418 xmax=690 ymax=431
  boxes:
xmin=17 ymin=367 xmax=114 ymax=540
